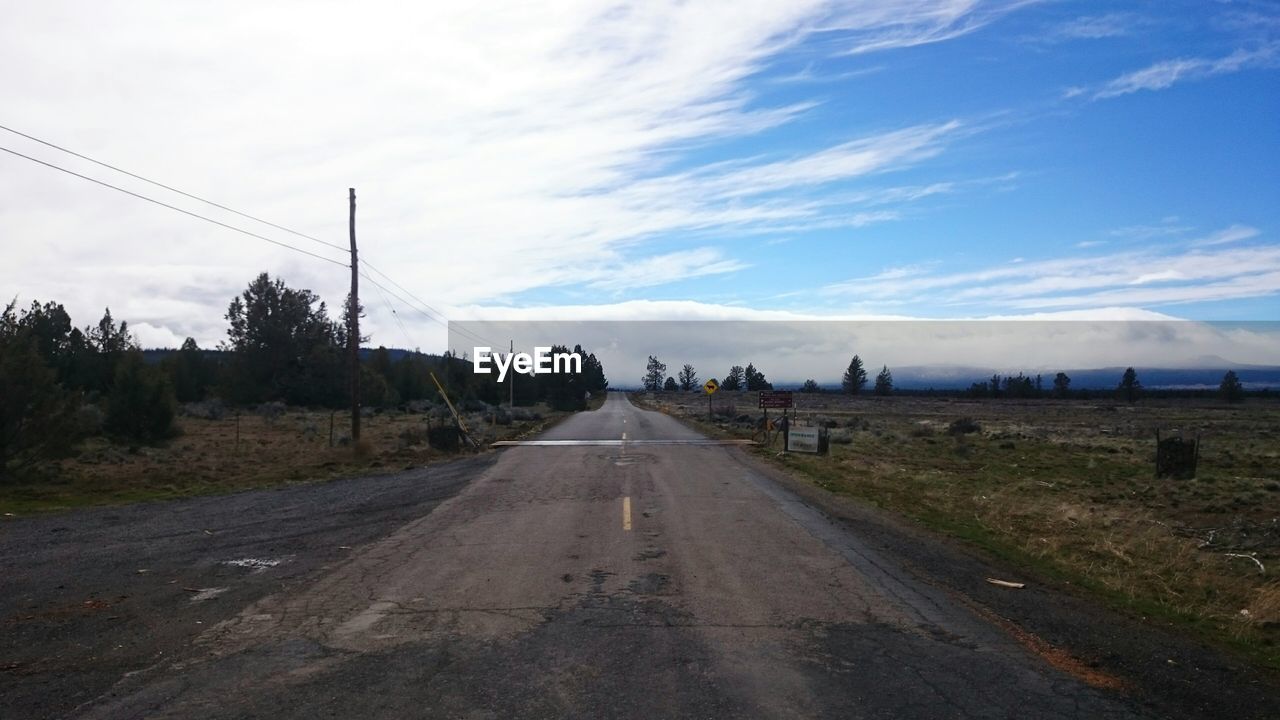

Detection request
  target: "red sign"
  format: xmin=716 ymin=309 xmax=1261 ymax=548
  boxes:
xmin=758 ymin=391 xmax=793 ymax=409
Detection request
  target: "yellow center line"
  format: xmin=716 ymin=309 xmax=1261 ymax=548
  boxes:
xmin=623 ymin=496 xmax=632 ymax=531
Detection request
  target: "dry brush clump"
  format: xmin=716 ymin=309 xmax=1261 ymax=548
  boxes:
xmin=948 ymin=417 xmax=982 ymax=435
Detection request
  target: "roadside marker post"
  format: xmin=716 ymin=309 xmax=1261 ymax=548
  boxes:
xmin=704 ymin=378 xmax=719 ymax=420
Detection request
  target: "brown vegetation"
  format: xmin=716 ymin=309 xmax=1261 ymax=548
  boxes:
xmin=636 ymin=391 xmax=1280 ymax=668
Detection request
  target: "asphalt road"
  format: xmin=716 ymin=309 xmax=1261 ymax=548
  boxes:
xmin=3 ymin=393 xmax=1274 ymax=718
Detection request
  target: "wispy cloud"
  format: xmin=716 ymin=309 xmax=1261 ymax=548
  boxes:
xmin=1192 ymin=224 xmax=1260 ymax=247
xmin=1093 ymin=44 xmax=1278 ymax=99
xmin=769 ymin=62 xmax=886 ymax=84
xmin=821 ymin=227 xmax=1280 ymax=310
xmin=828 ymin=0 xmax=1043 ymax=55
xmin=583 ymin=248 xmax=749 ymax=292
xmin=1108 ymin=220 xmax=1193 ymax=240
xmin=1036 ymin=13 xmax=1139 ymax=44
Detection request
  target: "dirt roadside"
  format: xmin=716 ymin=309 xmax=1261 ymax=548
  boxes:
xmin=0 ymin=455 xmax=494 ymax=719
xmin=654 ymin=402 xmax=1280 ymax=719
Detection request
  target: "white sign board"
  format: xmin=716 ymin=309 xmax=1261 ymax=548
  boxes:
xmin=787 ymin=427 xmax=821 ymax=453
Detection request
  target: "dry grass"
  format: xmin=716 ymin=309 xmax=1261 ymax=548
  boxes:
xmin=0 ymin=402 xmax=579 ymax=515
xmin=637 ymin=391 xmax=1280 ymax=667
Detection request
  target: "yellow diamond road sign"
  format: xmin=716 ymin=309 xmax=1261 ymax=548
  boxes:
xmin=704 ymin=379 xmax=719 ymax=394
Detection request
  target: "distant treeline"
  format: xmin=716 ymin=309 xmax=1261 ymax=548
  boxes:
xmin=641 ymin=354 xmax=1257 ymax=404
xmin=1 ymin=272 xmax=607 ymax=477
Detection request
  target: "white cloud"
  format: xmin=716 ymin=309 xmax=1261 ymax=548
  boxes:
xmin=1108 ymin=220 xmax=1193 ymax=239
xmin=0 ymin=1 xmax=1022 ymax=348
xmin=1038 ymin=13 xmax=1139 ymax=43
xmin=821 ymin=228 xmax=1280 ymax=310
xmin=1192 ymin=224 xmax=1260 ymax=246
xmin=584 ymin=248 xmax=749 ymax=291
xmin=828 ymin=0 xmax=1042 ymax=55
xmin=1093 ymin=44 xmax=1278 ymax=99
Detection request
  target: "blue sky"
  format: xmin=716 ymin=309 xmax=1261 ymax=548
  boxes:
xmin=510 ymin=1 xmax=1279 ymax=320
xmin=2 ymin=1 xmax=1277 ymax=352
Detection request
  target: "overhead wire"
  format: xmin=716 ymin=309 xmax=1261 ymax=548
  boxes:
xmin=2 ymin=126 xmax=495 ymax=350
xmin=0 ymin=123 xmax=349 ymax=254
xmin=359 ymin=271 xmax=498 ymax=350
xmin=0 ymin=144 xmax=349 ymax=268
xmin=365 ymin=264 xmax=418 ymax=351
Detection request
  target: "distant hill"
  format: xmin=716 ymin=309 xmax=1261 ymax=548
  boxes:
xmin=773 ymin=365 xmax=1280 ymax=391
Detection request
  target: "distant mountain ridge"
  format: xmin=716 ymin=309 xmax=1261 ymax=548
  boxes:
xmin=774 ymin=365 xmax=1280 ymax=391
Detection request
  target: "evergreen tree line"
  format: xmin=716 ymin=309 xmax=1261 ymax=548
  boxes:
xmin=641 ymin=358 xmax=775 ymax=393
xmin=2 ymin=299 xmax=175 ymax=477
xmin=641 ymin=353 xmax=1250 ymax=405
xmin=1 ymin=272 xmax=608 ymax=478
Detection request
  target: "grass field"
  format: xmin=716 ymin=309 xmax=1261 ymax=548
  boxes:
xmin=0 ymin=399 xmax=593 ymax=515
xmin=633 ymin=390 xmax=1280 ymax=669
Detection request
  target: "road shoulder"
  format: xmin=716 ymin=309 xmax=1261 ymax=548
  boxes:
xmin=637 ymin=399 xmax=1280 ymax=720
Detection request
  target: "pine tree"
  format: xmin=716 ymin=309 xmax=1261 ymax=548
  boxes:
xmin=677 ymin=364 xmax=698 ymax=391
xmin=163 ymin=337 xmax=215 ymax=403
xmin=744 ymin=363 xmax=771 ymax=391
xmin=642 ymin=355 xmax=666 ymax=391
xmin=663 ymin=376 xmax=678 ymax=392
xmin=874 ymin=365 xmax=893 ymax=396
xmin=1052 ymin=372 xmax=1071 ymax=399
xmin=1117 ymin=367 xmax=1141 ymax=404
xmin=842 ymin=355 xmax=867 ymax=394
xmin=722 ymin=365 xmax=745 ymax=391
xmin=105 ymin=350 xmax=176 ymax=445
xmin=1 ymin=303 xmax=81 ymax=477
xmin=1219 ymin=370 xmax=1244 ymax=404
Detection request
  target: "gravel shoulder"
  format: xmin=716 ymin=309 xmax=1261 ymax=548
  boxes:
xmin=715 ymin=429 xmax=1280 ymax=719
xmin=0 ymin=454 xmax=493 ymax=719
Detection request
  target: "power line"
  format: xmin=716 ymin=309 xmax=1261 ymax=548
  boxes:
xmin=366 ymin=272 xmax=417 ymax=351
xmin=360 ymin=271 xmax=496 ymax=349
xmin=0 ymin=144 xmax=349 ymax=268
xmin=362 ymin=258 xmax=501 ymax=349
xmin=0 ymin=123 xmax=349 ymax=254
xmin=1 ymin=127 xmax=485 ymax=348
xmin=362 ymin=259 xmax=451 ymax=324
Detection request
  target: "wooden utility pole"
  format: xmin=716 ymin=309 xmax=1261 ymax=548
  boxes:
xmin=348 ymin=188 xmax=361 ymax=442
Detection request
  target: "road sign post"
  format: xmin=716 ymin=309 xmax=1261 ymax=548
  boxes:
xmin=758 ymin=391 xmax=793 ymax=447
xmin=704 ymin=378 xmax=719 ymax=420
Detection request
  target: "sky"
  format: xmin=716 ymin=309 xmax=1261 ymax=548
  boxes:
xmin=2 ymin=1 xmax=1277 ymax=363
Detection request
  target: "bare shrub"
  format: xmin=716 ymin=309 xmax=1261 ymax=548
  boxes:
xmin=427 ymin=425 xmax=463 ymax=451
xmin=510 ymin=407 xmax=542 ymax=422
xmin=1247 ymin=582 xmax=1280 ymax=625
xmin=948 ymin=417 xmax=981 ymax=435
xmin=829 ymin=429 xmax=854 ymax=445
xmin=74 ymin=404 xmax=105 ymax=436
xmin=397 ymin=425 xmax=428 ymax=448
xmin=181 ymin=399 xmax=226 ymax=420
xmin=257 ymin=401 xmax=286 ymax=424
